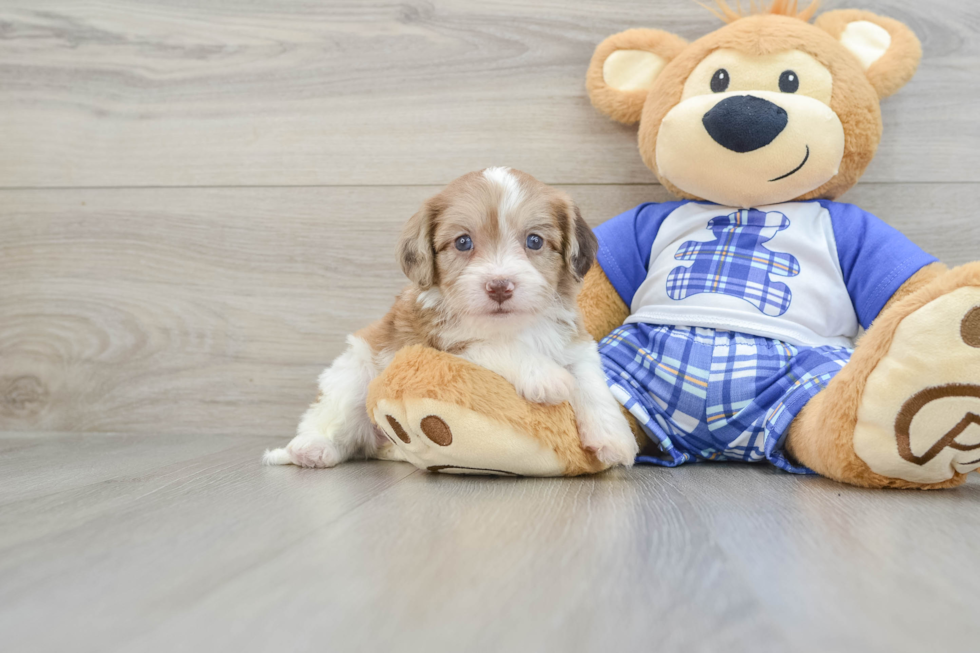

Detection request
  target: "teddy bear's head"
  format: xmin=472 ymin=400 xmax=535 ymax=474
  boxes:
xmin=586 ymin=1 xmax=921 ymax=208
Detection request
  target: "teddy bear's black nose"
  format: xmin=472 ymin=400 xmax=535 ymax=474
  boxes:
xmin=702 ymin=95 xmax=788 ymax=153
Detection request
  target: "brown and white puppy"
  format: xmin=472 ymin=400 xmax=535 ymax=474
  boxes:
xmin=264 ymin=167 xmax=638 ymax=469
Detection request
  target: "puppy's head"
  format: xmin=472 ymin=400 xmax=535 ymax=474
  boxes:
xmin=398 ymin=167 xmax=596 ymax=322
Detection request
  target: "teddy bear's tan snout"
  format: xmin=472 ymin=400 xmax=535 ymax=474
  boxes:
xmin=652 ymin=91 xmax=844 ymax=208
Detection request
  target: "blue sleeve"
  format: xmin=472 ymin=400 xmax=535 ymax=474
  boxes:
xmin=820 ymin=200 xmax=938 ymax=329
xmin=593 ymin=201 xmax=688 ymax=307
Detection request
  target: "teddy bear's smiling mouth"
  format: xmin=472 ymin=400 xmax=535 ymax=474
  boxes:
xmin=769 ymin=145 xmax=810 ymax=182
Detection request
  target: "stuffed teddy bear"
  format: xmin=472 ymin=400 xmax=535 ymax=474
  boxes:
xmin=367 ymin=1 xmax=980 ymax=488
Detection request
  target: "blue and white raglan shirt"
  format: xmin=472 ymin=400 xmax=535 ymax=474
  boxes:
xmin=594 ymin=200 xmax=938 ymax=348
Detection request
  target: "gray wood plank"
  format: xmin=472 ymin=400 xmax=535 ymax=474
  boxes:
xmin=122 ymin=466 xmax=786 ymax=653
xmin=671 ymin=466 xmax=980 ymax=652
xmin=1 ymin=433 xmax=978 ymax=653
xmin=0 ymin=433 xmax=419 ymax=652
xmin=0 ymin=433 xmax=780 ymax=653
xmin=0 ymin=431 xmax=268 ymax=506
xmin=0 ymin=0 xmax=976 ymax=187
xmin=2 ymin=182 xmax=976 ymax=437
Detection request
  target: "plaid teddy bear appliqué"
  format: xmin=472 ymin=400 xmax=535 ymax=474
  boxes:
xmin=666 ymin=209 xmax=800 ymax=316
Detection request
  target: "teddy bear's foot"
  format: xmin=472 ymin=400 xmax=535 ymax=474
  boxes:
xmin=373 ymin=396 xmax=567 ymax=476
xmin=375 ymin=441 xmax=409 ymax=463
xmin=853 ymin=284 xmax=980 ymax=484
xmin=787 ymin=263 xmax=980 ymax=488
xmin=366 ymin=345 xmax=610 ymax=476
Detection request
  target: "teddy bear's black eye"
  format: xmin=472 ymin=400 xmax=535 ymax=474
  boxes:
xmin=455 ymin=235 xmax=473 ymax=251
xmin=779 ymin=70 xmax=799 ymax=93
xmin=710 ymin=69 xmax=730 ymax=93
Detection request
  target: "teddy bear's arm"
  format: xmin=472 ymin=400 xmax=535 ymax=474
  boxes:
xmin=579 ymin=264 xmax=631 ymax=342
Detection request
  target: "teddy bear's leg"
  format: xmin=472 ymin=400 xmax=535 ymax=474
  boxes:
xmin=786 ymin=263 xmax=980 ymax=489
xmin=366 ymin=345 xmax=613 ymax=476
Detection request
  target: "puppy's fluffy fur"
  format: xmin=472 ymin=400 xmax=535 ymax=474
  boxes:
xmin=264 ymin=167 xmax=638 ymax=469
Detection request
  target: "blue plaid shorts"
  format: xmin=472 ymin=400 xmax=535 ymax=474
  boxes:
xmin=599 ymin=323 xmax=852 ymax=473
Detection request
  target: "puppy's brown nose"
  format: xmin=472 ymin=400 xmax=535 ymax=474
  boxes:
xmin=485 ymin=278 xmax=515 ymax=304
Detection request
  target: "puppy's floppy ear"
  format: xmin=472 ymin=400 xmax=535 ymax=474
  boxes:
xmin=586 ymin=28 xmax=688 ymax=125
xmin=398 ymin=196 xmax=443 ymax=290
xmin=558 ymin=199 xmax=598 ymax=281
xmin=815 ymin=10 xmax=922 ymax=98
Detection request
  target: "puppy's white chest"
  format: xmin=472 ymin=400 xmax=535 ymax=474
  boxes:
xmin=463 ymin=340 xmax=540 ymax=370
xmin=461 ymin=326 xmax=572 ymax=380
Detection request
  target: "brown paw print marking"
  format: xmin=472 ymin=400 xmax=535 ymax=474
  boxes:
xmin=891 ymin=308 xmax=980 ymax=467
xmin=895 ymin=384 xmax=980 ymax=466
xmin=420 ymin=415 xmax=452 ymax=446
xmin=961 ymin=306 xmax=980 ymax=348
xmin=385 ymin=415 xmax=411 ymax=443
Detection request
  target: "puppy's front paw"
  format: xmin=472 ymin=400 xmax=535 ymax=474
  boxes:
xmin=284 ymin=436 xmax=342 ymax=468
xmin=588 ymin=434 xmax=639 ymax=468
xmin=578 ymin=412 xmax=639 ymax=468
xmin=516 ymin=367 xmax=577 ymax=405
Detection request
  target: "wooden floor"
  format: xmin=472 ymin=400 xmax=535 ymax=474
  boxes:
xmin=1 ymin=432 xmax=978 ymax=653
xmin=3 ymin=1 xmax=980 ymax=650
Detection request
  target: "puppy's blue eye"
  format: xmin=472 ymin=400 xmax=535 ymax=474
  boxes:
xmin=526 ymin=234 xmax=544 ymax=250
xmin=454 ymin=235 xmax=473 ymax=251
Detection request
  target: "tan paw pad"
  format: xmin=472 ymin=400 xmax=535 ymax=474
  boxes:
xmin=372 ymin=397 xmax=565 ymax=476
xmin=855 ymin=287 xmax=980 ymax=483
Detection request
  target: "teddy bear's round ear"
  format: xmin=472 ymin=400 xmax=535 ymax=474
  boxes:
xmin=586 ymin=28 xmax=688 ymax=125
xmin=815 ymin=9 xmax=922 ymax=98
